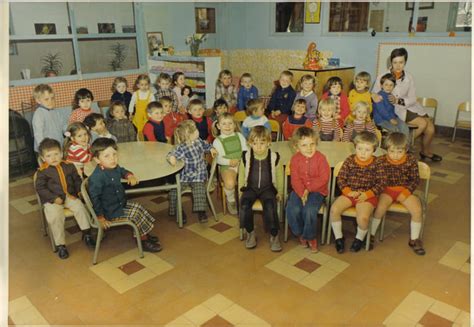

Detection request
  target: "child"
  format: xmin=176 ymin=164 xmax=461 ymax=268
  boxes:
xmin=210 ymin=98 xmax=229 ymax=122
xmin=155 ymin=73 xmax=179 ymax=113
xmin=172 ymin=72 xmax=187 ymax=113
xmin=294 ymin=74 xmax=318 ymax=122
xmin=110 ymin=76 xmax=132 ymax=111
xmin=84 ymin=113 xmax=118 ymax=143
xmin=371 ymin=132 xmax=424 ymax=255
xmin=286 ymin=127 xmax=330 ymax=252
xmin=35 ymin=138 xmax=95 ymax=259
xmin=88 ymin=138 xmax=161 ymax=252
xmin=187 ymin=99 xmax=213 ymax=143
xmin=343 ymin=101 xmax=377 ymax=142
xmin=329 ymin=131 xmax=386 ymax=253
xmin=267 ymin=70 xmax=297 ymax=126
xmin=181 ymin=86 xmax=198 ymax=110
xmin=321 ymin=76 xmax=350 ymax=127
xmin=282 ymin=99 xmax=313 ymax=140
xmin=68 ymin=88 xmax=96 ymax=124
xmin=143 ymin=102 xmax=168 ymax=143
xmin=212 ymin=113 xmax=248 ymax=215
xmin=161 ymin=96 xmax=186 ymax=141
xmin=215 ymin=69 xmax=238 ymax=111
xmin=373 ymin=73 xmax=409 ymax=137
xmin=241 ymin=98 xmax=271 ymax=139
xmin=238 ymin=126 xmax=284 ymax=252
xmin=129 ymin=74 xmax=156 ymax=134
xmin=32 ymin=84 xmax=65 ymax=152
xmin=314 ymin=99 xmax=342 ymax=142
xmin=237 ymin=73 xmax=259 ymax=111
xmin=106 ymin=101 xmax=137 ymax=143
xmin=167 ymin=120 xmax=217 ymax=224
xmin=348 ymin=71 xmax=373 ymax=113
xmin=64 ymin=122 xmax=92 ymax=175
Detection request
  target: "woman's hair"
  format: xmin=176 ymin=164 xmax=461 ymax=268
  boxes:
xmin=390 ymin=47 xmax=408 ymax=63
xmin=384 ymin=132 xmax=408 ymax=150
xmin=291 ymin=126 xmax=319 ymax=147
xmin=172 ymin=72 xmax=185 ymax=86
xmin=91 ymin=137 xmax=118 ymax=158
xmin=181 ymin=85 xmax=194 ymax=97
xmin=187 ymin=99 xmax=204 ymax=112
xmin=38 ymin=138 xmax=61 ymax=156
xmin=347 ymin=101 xmax=371 ymax=123
xmin=133 ymin=74 xmax=151 ymax=91
xmin=73 ymin=88 xmax=94 ymax=109
xmin=323 ymin=76 xmax=343 ymax=93
xmin=291 ymin=98 xmax=307 ymax=112
xmin=352 ymin=72 xmax=371 ymax=90
xmin=111 ymin=76 xmax=128 ymax=92
xmin=174 ymin=120 xmax=198 ymax=145
xmin=296 ymin=74 xmax=317 ymax=92
xmin=216 ymin=69 xmax=233 ymax=86
xmin=63 ymin=122 xmax=90 ymax=158
xmin=146 ymin=101 xmax=163 ymax=115
xmin=353 ymin=130 xmax=378 ymax=150
xmin=212 ymin=112 xmax=240 ymax=136
xmin=317 ymin=99 xmax=336 ymax=117
xmin=108 ymin=101 xmax=127 ymax=120
xmin=246 ymin=98 xmax=264 ymax=116
xmin=248 ymin=126 xmax=271 ymax=144
xmin=83 ymin=113 xmax=105 ymax=129
xmin=380 ymin=73 xmax=396 ymax=86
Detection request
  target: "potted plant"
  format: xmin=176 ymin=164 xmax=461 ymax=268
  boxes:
xmin=40 ymin=52 xmax=63 ymax=77
xmin=109 ymin=42 xmax=128 ymax=71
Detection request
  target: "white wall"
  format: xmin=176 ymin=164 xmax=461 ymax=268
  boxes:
xmin=10 ymin=2 xmax=70 ymax=35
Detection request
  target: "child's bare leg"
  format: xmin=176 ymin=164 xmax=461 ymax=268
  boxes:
xmin=221 ymin=169 xmax=237 ymax=202
xmin=330 ymin=196 xmax=352 ymax=239
xmin=355 ymin=201 xmax=374 ymax=233
xmin=399 ymin=194 xmax=423 ymax=239
xmin=371 ymin=193 xmax=393 ymax=236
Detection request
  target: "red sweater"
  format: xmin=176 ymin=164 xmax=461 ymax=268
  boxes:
xmin=290 ymin=151 xmax=330 ymax=197
xmin=163 ymin=112 xmax=187 ymax=139
xmin=282 ymin=115 xmax=313 ymax=140
xmin=321 ymin=91 xmax=350 ymax=127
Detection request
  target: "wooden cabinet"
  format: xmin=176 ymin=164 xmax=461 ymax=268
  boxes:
xmin=289 ymin=66 xmax=355 ymax=99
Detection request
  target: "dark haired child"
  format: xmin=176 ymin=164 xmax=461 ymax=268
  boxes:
xmin=106 ymin=101 xmax=137 ymax=143
xmin=282 ymin=99 xmax=313 ymax=140
xmin=69 ymin=88 xmax=97 ymax=124
xmin=321 ymin=76 xmax=350 ymax=127
xmin=155 ymin=73 xmax=179 ymax=113
xmin=63 ymin=122 xmax=92 ymax=176
xmin=84 ymin=113 xmax=117 ymax=143
xmin=110 ymin=76 xmax=132 ymax=111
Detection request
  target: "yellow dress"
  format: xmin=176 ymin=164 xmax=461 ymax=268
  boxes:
xmin=132 ymin=91 xmax=152 ymax=133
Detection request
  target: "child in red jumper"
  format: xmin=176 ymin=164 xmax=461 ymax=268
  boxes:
xmin=188 ymin=99 xmax=213 ymax=143
xmin=321 ymin=77 xmax=350 ymax=127
xmin=142 ymin=102 xmax=168 ymax=143
xmin=161 ymin=96 xmax=186 ymax=142
xmin=282 ymin=99 xmax=313 ymax=140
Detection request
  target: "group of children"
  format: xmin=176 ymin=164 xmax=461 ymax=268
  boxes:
xmin=32 ymin=66 xmax=423 ymax=259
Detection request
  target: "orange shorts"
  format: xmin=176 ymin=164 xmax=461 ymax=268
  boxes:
xmin=383 ymin=187 xmax=408 ymax=202
xmin=344 ymin=195 xmax=378 ymax=208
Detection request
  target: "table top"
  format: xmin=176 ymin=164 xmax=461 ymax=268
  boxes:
xmin=84 ymin=142 xmax=184 ymax=181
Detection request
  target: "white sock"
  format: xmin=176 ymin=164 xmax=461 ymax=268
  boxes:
xmin=224 ymin=188 xmax=235 ymax=202
xmin=410 ymin=221 xmax=422 ymax=240
xmin=331 ymin=221 xmax=343 ymax=239
xmin=356 ymin=227 xmax=368 ymax=241
xmin=371 ymin=218 xmax=381 ymax=236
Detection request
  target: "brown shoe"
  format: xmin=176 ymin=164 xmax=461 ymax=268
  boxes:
xmin=408 ymin=239 xmax=425 ymax=256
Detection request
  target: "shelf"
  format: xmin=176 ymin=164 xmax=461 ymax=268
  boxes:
xmin=149 ymin=68 xmax=205 ymax=78
xmin=149 ymin=55 xmax=207 ymax=62
xmin=192 ymin=88 xmax=206 ymax=93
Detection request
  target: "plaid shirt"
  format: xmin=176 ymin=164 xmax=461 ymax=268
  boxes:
xmin=215 ymin=83 xmax=237 ymax=108
xmin=167 ymin=138 xmax=213 ymax=182
xmin=338 ymin=154 xmax=386 ymax=198
xmin=106 ymin=118 xmax=137 ymax=143
xmin=343 ymin=120 xmax=377 ymax=142
xmin=156 ymin=88 xmax=179 ymax=112
xmin=377 ymin=153 xmax=420 ymax=195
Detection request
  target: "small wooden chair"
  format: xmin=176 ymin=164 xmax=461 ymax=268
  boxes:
xmin=452 ymin=101 xmax=471 ymax=142
xmin=268 ymin=119 xmax=281 ymax=141
xmin=417 ymin=97 xmax=438 ymax=124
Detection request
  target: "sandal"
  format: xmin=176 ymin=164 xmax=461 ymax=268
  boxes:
xmin=419 ymin=152 xmax=442 ymax=162
xmin=408 ymin=239 xmax=426 ymax=255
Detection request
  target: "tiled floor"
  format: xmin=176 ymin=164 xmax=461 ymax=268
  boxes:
xmin=8 ymin=136 xmax=471 ymax=325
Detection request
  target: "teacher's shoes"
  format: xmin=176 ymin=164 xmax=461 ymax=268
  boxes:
xmin=198 ymin=211 xmax=208 ymax=223
xmin=420 ymin=152 xmax=442 ymax=162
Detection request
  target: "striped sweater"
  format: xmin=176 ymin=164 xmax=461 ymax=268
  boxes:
xmin=342 ymin=120 xmax=377 ymax=142
xmin=66 ymin=143 xmax=92 ymax=169
xmin=314 ymin=118 xmax=342 ymax=141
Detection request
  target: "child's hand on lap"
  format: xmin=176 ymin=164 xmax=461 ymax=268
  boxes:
xmin=390 ymin=118 xmax=398 ymax=125
xmin=229 ymin=159 xmax=240 ymax=167
xmin=168 ymin=155 xmax=177 ymax=166
xmin=371 ymin=93 xmax=382 ymax=103
xmin=54 ymin=197 xmax=63 ymax=205
xmin=301 ymin=189 xmax=309 ymax=205
xmin=127 ymin=174 xmax=139 ymax=186
xmin=97 ymin=215 xmax=112 ymax=229
xmin=210 ymin=148 xmax=218 ymax=158
xmin=357 ymin=193 xmax=368 ymax=202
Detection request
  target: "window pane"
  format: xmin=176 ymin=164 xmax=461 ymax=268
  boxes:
xmin=329 ymin=2 xmax=369 ymax=32
xmin=275 ymin=2 xmax=305 ymax=32
xmin=383 ymin=2 xmax=415 ymax=33
xmin=410 ymin=2 xmax=453 ymax=32
xmin=10 ymin=2 xmax=69 ymax=36
xmin=9 ymin=40 xmax=76 ymax=80
xmin=78 ymin=38 xmax=138 ymax=74
xmin=456 ymin=1 xmax=472 ymax=29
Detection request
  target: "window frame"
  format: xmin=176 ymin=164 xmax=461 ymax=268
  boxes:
xmin=269 ymin=2 xmax=305 ymax=37
xmin=9 ymin=2 xmax=147 ymax=86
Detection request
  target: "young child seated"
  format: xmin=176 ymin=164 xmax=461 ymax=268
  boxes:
xmin=69 ymin=88 xmax=96 ymax=124
xmin=321 ymin=76 xmax=350 ymax=127
xmin=167 ymin=120 xmax=217 ymax=224
xmin=64 ymin=122 xmax=92 ymax=176
xmin=215 ymin=69 xmax=238 ymax=111
xmin=237 ymin=73 xmax=259 ymax=111
xmin=268 ymin=70 xmax=297 ymax=126
xmin=88 ymin=138 xmax=162 ymax=252
xmin=84 ymin=113 xmax=118 ymax=143
xmin=348 ymin=71 xmax=373 ymax=113
xmin=343 ymin=101 xmax=377 ymax=142
xmin=241 ymin=98 xmax=271 ymax=139
xmin=210 ymin=98 xmax=229 ymax=122
xmin=143 ymin=102 xmax=168 ymax=143
xmin=330 ymin=131 xmax=386 ymax=253
xmin=161 ymin=96 xmax=186 ymax=142
xmin=32 ymin=84 xmax=64 ymax=153
xmin=314 ymin=99 xmax=342 ymax=142
xmin=187 ymin=99 xmax=213 ymax=143
xmin=110 ymin=76 xmax=132 ymax=112
xmin=172 ymin=72 xmax=187 ymax=113
xmin=294 ymin=74 xmax=318 ymax=122
xmin=212 ymin=113 xmax=248 ymax=215
xmin=371 ymin=132 xmax=424 ymax=255
xmin=129 ymin=74 xmax=156 ymax=134
xmin=155 ymin=73 xmax=179 ymax=113
xmin=238 ymin=126 xmax=284 ymax=252
xmin=286 ymin=127 xmax=330 ymax=252
xmin=282 ymin=99 xmax=313 ymax=140
xmin=106 ymin=101 xmax=137 ymax=143
xmin=181 ymin=86 xmax=198 ymax=111
xmin=35 ymin=138 xmax=95 ymax=259
xmin=373 ymin=73 xmax=409 ymax=137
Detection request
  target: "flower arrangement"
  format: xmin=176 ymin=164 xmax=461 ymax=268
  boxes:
xmin=185 ymin=33 xmax=207 ymax=57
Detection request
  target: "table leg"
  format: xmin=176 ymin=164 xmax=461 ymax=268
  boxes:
xmin=176 ymin=173 xmax=183 ymax=228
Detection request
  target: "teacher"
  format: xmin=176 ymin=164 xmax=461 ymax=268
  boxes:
xmin=373 ymin=48 xmax=442 ymax=161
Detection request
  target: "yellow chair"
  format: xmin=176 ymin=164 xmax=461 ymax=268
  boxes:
xmin=233 ymin=111 xmax=247 ymax=125
xmin=452 ymin=101 xmax=471 ymax=142
xmin=282 ymin=163 xmax=331 ymax=244
xmin=417 ymin=97 xmax=438 ymax=124
xmin=268 ymin=119 xmax=281 ymax=141
xmin=379 ymin=161 xmax=431 ymax=241
xmin=326 ymin=161 xmax=373 ymax=251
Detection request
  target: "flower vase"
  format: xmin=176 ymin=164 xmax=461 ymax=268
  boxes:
xmin=190 ymin=44 xmax=200 ymax=57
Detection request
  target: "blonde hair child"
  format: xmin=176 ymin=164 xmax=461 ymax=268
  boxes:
xmin=315 ymin=99 xmax=342 ymax=142
xmin=348 ymin=71 xmax=373 ymax=113
xmin=110 ymin=76 xmax=132 ymax=111
xmin=241 ymin=98 xmax=271 ymax=138
xmin=342 ymin=101 xmax=377 ymax=142
xmin=128 ymin=74 xmax=156 ymax=133
xmin=215 ymin=69 xmax=238 ymax=111
xmin=294 ymin=74 xmax=318 ymax=122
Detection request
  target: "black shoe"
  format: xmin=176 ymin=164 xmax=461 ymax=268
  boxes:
xmin=420 ymin=152 xmax=442 ymax=162
xmin=335 ymin=238 xmax=345 ymax=254
xmin=82 ymin=233 xmax=96 ymax=248
xmin=198 ymin=211 xmax=208 ymax=223
xmin=57 ymin=245 xmax=69 ymax=259
xmin=350 ymin=238 xmax=364 ymax=252
xmin=142 ymin=239 xmax=162 ymax=252
xmin=147 ymin=233 xmax=160 ymax=244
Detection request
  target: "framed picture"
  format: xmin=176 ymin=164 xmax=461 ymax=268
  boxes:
xmin=122 ymin=25 xmax=136 ymax=33
xmin=34 ymin=23 xmax=56 ymax=35
xmin=67 ymin=26 xmax=89 ymax=34
xmin=98 ymin=23 xmax=115 ymax=34
xmin=305 ymin=0 xmax=321 ymax=24
xmin=147 ymin=32 xmax=164 ymax=56
xmin=406 ymin=2 xmax=434 ymax=10
xmin=195 ymin=8 xmax=216 ymax=33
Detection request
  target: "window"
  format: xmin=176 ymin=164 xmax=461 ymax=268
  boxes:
xmin=275 ymin=2 xmax=305 ymax=33
xmin=449 ymin=1 xmax=472 ymax=31
xmin=329 ymin=2 xmax=369 ymax=32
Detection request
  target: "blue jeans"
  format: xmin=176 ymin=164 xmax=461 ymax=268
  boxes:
xmin=378 ymin=118 xmax=410 ymax=137
xmin=286 ymin=191 xmax=325 ymax=240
